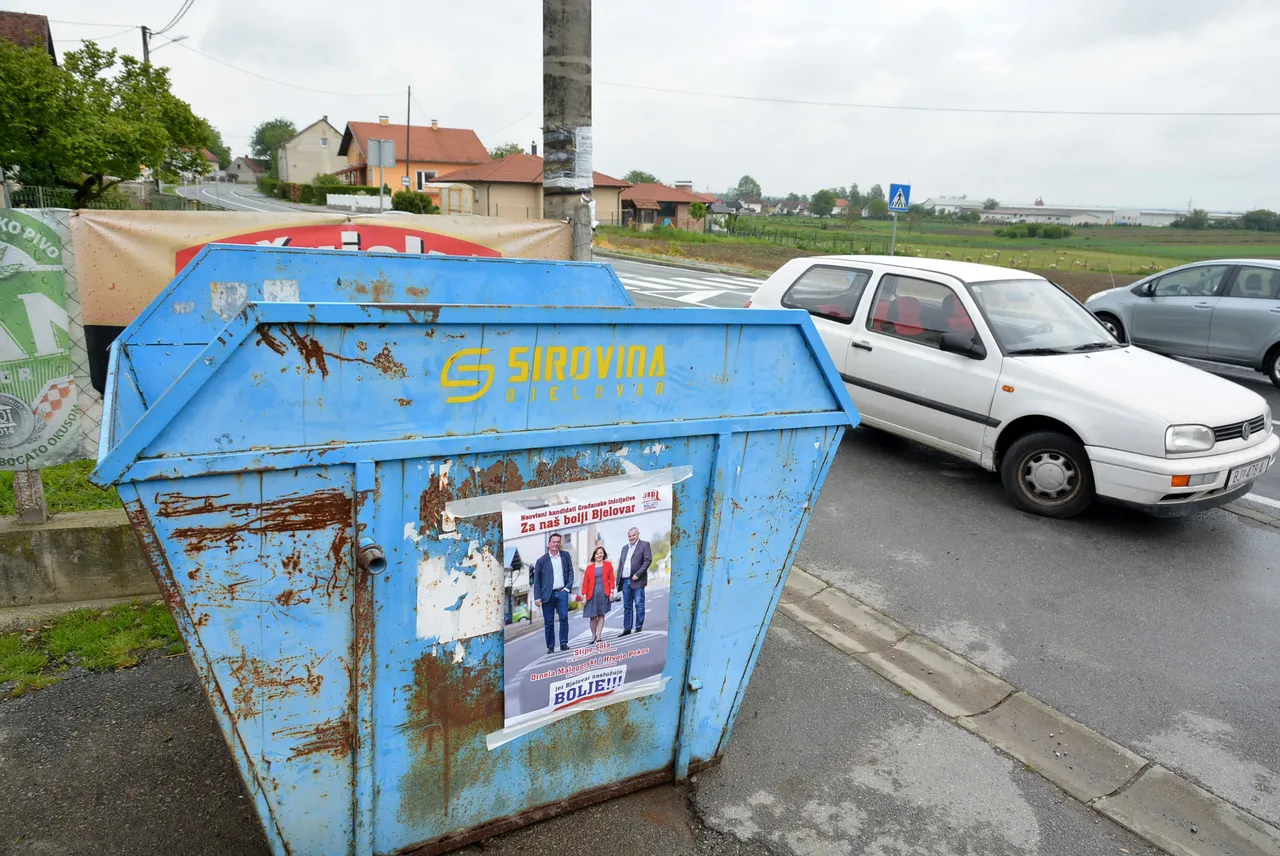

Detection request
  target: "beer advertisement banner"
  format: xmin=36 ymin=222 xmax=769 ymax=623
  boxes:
xmin=70 ymin=210 xmax=572 ymax=326
xmin=0 ymin=210 xmax=89 ymax=469
xmin=498 ymin=479 xmax=674 ymax=738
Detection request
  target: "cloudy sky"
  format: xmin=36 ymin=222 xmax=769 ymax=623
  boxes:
xmin=30 ymin=0 xmax=1280 ymax=210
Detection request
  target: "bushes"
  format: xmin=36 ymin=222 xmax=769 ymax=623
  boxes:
xmin=391 ymin=190 xmax=440 ymax=214
xmin=995 ymin=222 xmax=1072 ymax=239
xmin=257 ymin=176 xmax=278 ymax=197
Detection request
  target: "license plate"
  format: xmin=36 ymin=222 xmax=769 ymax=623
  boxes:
xmin=1227 ymin=458 xmax=1270 ymax=487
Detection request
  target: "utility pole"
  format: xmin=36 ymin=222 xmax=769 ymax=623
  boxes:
xmin=542 ymin=0 xmax=593 ymax=261
xmin=406 ymin=86 xmax=412 ymax=191
xmin=141 ymin=26 xmax=150 ymax=62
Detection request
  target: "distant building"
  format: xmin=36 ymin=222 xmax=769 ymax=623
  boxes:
xmin=0 ymin=11 xmax=55 ymax=62
xmin=227 ymin=156 xmax=268 ymax=184
xmin=621 ymin=182 xmax=708 ymax=230
xmin=337 ymin=117 xmax=488 ymax=189
xmin=924 ymin=195 xmax=1239 ymax=227
xmin=434 ymin=154 xmax=629 ymax=222
xmin=276 ymin=117 xmax=347 ymax=184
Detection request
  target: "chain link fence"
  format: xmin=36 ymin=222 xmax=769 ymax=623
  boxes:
xmin=9 ymin=185 xmax=224 ymax=212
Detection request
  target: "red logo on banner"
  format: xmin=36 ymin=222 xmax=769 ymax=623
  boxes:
xmin=173 ymin=223 xmax=502 ymax=272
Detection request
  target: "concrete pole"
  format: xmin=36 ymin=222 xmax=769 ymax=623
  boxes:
xmin=13 ymin=470 xmax=48 ymax=525
xmin=543 ymin=0 xmax=593 ymax=260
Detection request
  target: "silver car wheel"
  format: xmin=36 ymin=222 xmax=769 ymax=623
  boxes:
xmin=1019 ymin=450 xmax=1081 ymax=505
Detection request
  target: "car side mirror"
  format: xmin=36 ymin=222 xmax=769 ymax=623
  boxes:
xmin=939 ymin=331 xmax=987 ymax=360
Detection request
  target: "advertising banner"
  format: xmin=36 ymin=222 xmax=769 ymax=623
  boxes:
xmin=0 ymin=210 xmax=90 ymax=468
xmin=499 ymin=479 xmax=673 ymax=737
xmin=70 ymin=210 xmax=572 ymax=326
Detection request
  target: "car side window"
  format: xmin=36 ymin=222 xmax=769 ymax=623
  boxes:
xmin=865 ymin=274 xmax=975 ymax=349
xmin=1225 ymin=266 xmax=1280 ymax=300
xmin=780 ymin=265 xmax=872 ymax=324
xmin=1152 ymin=265 xmax=1229 ymax=297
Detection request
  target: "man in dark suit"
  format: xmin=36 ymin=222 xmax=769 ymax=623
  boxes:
xmin=615 ymin=526 xmax=652 ymax=636
xmin=533 ymin=532 xmax=575 ymax=654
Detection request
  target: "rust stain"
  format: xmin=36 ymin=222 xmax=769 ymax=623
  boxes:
xmin=275 ymin=717 xmax=354 ymax=760
xmin=396 ymin=398 xmax=413 ymax=407
xmin=371 ymin=344 xmax=408 ymax=378
xmin=356 ymin=340 xmax=368 ymax=352
xmin=162 ymin=489 xmax=353 ymax=555
xmin=279 ymin=324 xmax=331 ymax=378
xmin=187 ymin=569 xmax=199 ymax=581
xmin=256 ymin=327 xmax=288 ymax=356
xmin=405 ymin=285 xmax=427 ymax=298
xmin=399 ymin=651 xmax=502 ymax=824
xmin=227 ymin=653 xmax=327 ymax=719
xmin=275 ymin=588 xmax=311 ymax=607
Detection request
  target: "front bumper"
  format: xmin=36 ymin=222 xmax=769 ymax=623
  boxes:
xmin=1087 ymin=431 xmax=1279 ymax=517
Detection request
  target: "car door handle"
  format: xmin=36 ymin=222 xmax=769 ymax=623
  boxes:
xmin=1269 ymin=306 xmax=1280 ymax=314
xmin=852 ymin=341 xmax=873 ymax=352
xmin=1194 ymin=302 xmax=1214 ymax=309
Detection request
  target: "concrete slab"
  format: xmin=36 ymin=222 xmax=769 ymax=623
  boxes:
xmin=856 ymin=634 xmax=1014 ymax=718
xmin=781 ymin=565 xmax=828 ymax=602
xmin=1096 ymin=766 xmax=1280 ymax=856
xmin=961 ymin=692 xmax=1148 ymax=803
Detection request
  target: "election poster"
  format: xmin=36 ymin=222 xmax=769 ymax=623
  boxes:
xmin=500 ymin=479 xmax=673 ymax=733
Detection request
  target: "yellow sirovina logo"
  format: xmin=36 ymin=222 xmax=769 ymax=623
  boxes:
xmin=442 ymin=344 xmax=666 ymax=404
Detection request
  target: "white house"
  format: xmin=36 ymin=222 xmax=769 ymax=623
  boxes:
xmin=276 ymin=117 xmax=347 ymax=183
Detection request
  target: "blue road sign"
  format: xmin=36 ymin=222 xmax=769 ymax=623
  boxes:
xmin=888 ymin=183 xmax=911 ymax=212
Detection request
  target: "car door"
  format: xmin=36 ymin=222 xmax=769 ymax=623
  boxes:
xmin=1128 ymin=264 xmax=1230 ymax=355
xmin=1208 ymin=264 xmax=1280 ymax=364
xmin=845 ymin=270 xmax=1000 ymax=460
xmin=777 ymin=262 xmax=874 ymax=374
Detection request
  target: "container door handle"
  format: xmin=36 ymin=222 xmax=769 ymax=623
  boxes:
xmin=852 ymin=341 xmax=873 ymax=352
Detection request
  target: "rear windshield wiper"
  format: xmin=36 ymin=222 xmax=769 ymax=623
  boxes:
xmin=1007 ymin=347 xmax=1069 ymax=356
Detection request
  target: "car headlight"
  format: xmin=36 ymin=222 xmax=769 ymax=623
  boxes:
xmin=1266 ymin=405 xmax=1273 ymax=433
xmin=1166 ymin=424 xmax=1215 ymax=453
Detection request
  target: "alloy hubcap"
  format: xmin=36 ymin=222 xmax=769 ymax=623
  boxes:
xmin=1020 ymin=450 xmax=1080 ymax=504
xmin=1102 ymin=318 xmax=1119 ymax=336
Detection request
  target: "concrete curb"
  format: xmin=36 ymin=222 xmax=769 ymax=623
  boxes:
xmin=1224 ymin=501 xmax=1280 ymax=530
xmin=781 ymin=566 xmax=1280 ymax=856
xmin=591 ymin=248 xmax=770 ymax=279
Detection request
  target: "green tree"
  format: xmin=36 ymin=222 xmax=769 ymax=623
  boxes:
xmin=867 ymin=197 xmax=890 ymax=219
xmin=489 ymin=141 xmax=523 ymax=159
xmin=198 ymin=119 xmax=232 ymax=170
xmin=868 ymin=183 xmax=885 ymax=201
xmin=1241 ymin=209 xmax=1279 ymax=232
xmin=849 ymin=183 xmax=863 ymax=208
xmin=250 ymin=117 xmax=297 ymax=178
xmin=963 ymin=209 xmax=982 ymax=223
xmin=810 ymin=188 xmax=837 ymax=217
xmin=690 ymin=201 xmax=708 ymax=221
xmin=785 ymin=192 xmax=800 ymax=202
xmin=983 ymin=197 xmax=1000 ymax=210
xmin=906 ymin=210 xmax=924 ymax=234
xmin=1171 ymin=209 xmax=1210 ymax=229
xmin=907 ymin=203 xmax=927 ymax=215
xmin=0 ymin=41 xmax=212 ymax=205
xmin=623 ymin=169 xmax=659 ymax=184
xmin=733 ymin=174 xmax=762 ymax=200
xmin=391 ymin=189 xmax=440 ymax=215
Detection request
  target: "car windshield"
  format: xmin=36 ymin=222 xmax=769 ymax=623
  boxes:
xmin=969 ymin=279 xmax=1121 ymax=355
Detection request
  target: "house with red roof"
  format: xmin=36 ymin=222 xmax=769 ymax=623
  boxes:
xmin=435 ymin=154 xmax=630 ymax=223
xmin=337 ymin=117 xmax=488 ymax=189
xmin=621 ymin=183 xmax=709 ymax=231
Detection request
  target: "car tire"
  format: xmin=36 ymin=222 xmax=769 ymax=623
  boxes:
xmin=1096 ymin=312 xmax=1125 ymax=342
xmin=1266 ymin=344 xmax=1280 ymax=390
xmin=999 ymin=431 xmax=1096 ymax=519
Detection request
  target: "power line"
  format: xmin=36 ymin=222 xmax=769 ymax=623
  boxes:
xmin=48 ymin=18 xmax=134 ymax=27
xmin=488 ymin=109 xmax=536 ymax=139
xmin=160 ymin=38 xmax=402 ymax=98
xmin=153 ymin=0 xmax=195 ymax=36
xmin=53 ymin=25 xmax=137 ymax=43
xmin=599 ymin=81 xmax=1280 ymax=118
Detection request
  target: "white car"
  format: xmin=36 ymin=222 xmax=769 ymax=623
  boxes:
xmin=748 ymin=256 xmax=1278 ymax=518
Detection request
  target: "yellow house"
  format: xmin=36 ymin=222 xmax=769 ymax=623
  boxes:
xmin=435 ymin=154 xmax=630 ymax=223
xmin=337 ymin=117 xmax=489 ymax=193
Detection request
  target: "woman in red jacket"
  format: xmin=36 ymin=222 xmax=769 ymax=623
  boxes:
xmin=581 ymin=545 xmax=615 ymax=644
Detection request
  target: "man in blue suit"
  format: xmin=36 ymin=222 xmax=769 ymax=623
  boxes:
xmin=533 ymin=532 xmax=575 ymax=654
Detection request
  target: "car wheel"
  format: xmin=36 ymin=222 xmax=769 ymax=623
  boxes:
xmin=1266 ymin=344 xmax=1280 ymax=390
xmin=999 ymin=431 xmax=1096 ymax=518
xmin=1096 ymin=312 xmax=1124 ymax=342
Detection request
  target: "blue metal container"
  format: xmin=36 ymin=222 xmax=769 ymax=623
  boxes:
xmin=94 ymin=248 xmax=857 ymax=856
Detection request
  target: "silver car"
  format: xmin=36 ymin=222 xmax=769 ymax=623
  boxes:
xmin=1085 ymin=259 xmax=1280 ymax=388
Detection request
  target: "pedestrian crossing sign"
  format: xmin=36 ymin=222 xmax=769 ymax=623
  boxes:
xmin=888 ymin=183 xmax=911 ymax=212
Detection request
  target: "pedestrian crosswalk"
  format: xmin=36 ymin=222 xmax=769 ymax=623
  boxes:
xmin=614 ymin=268 xmax=763 ymax=307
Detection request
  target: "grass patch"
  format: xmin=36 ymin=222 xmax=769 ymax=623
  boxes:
xmin=0 ymin=601 xmax=182 ymax=698
xmin=0 ymin=459 xmax=122 ymax=516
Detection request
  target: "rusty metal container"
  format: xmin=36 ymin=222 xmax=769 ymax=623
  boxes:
xmin=93 ymin=246 xmax=858 ymax=855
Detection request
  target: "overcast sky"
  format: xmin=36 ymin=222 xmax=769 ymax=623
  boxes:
xmin=30 ymin=0 xmax=1280 ymax=210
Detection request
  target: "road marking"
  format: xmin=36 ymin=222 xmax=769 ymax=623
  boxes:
xmin=619 ymin=276 xmax=682 ymax=290
xmin=668 ymin=276 xmax=755 ymax=290
xmin=673 ymin=289 xmax=726 ymax=305
xmin=228 ymin=189 xmax=273 ymax=211
xmin=1243 ymin=492 xmax=1280 ymax=510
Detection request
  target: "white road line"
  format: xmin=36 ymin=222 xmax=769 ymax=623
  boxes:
xmin=620 ymin=274 xmax=685 ymax=286
xmin=228 ymin=189 xmax=273 ymax=211
xmin=673 ymin=290 xmax=726 ymax=305
xmin=619 ymin=277 xmax=681 ymax=291
xmin=1243 ymin=492 xmax=1280 ymax=510
xmin=668 ymin=276 xmax=758 ymax=292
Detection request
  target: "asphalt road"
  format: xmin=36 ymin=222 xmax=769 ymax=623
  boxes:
xmin=504 ymin=586 xmax=670 ymax=719
xmin=174 ymin=183 xmax=315 ymax=213
xmin=608 ymin=256 xmax=1280 ymax=504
